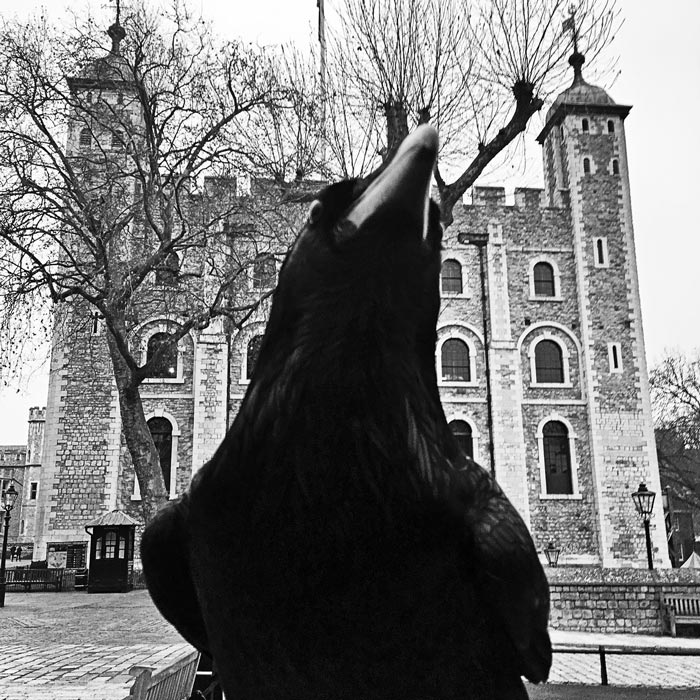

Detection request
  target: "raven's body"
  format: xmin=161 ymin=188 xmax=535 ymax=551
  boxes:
xmin=143 ymin=126 xmax=551 ymax=699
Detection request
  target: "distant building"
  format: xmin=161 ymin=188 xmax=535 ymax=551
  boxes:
xmin=0 ymin=407 xmax=44 ymax=551
xmin=23 ymin=28 xmax=669 ymax=569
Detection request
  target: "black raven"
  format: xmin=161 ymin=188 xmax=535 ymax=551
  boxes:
xmin=142 ymin=125 xmax=551 ymax=699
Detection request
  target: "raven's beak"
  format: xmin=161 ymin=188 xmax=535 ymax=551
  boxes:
xmin=341 ymin=125 xmax=438 ymax=241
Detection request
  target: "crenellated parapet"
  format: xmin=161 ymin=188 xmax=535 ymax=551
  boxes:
xmin=466 ymin=186 xmax=570 ymax=211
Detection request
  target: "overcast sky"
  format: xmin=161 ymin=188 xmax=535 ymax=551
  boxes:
xmin=0 ymin=0 xmax=698 ymax=444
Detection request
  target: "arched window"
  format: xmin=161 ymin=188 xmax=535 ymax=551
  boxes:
xmin=146 ymin=332 xmax=178 ymax=379
xmin=612 ymin=159 xmax=619 ymax=175
xmin=582 ymin=118 xmax=589 ymax=132
xmin=441 ymin=339 xmax=470 ymax=382
xmin=246 ymin=335 xmax=264 ymax=380
xmin=155 ymin=252 xmax=179 ymax=285
xmin=449 ymin=420 xmax=473 ymax=459
xmin=441 ymin=259 xmax=463 ymax=295
xmin=607 ymin=120 xmax=615 ymax=134
xmin=543 ymin=421 xmax=573 ymax=494
xmin=583 ymin=157 xmax=591 ymax=174
xmin=533 ymin=262 xmax=555 ymax=297
xmin=535 ymin=339 xmax=564 ymax=383
xmin=252 ymin=254 xmax=276 ymax=289
xmin=79 ymin=128 xmax=92 ymax=148
xmin=148 ymin=416 xmax=173 ymax=494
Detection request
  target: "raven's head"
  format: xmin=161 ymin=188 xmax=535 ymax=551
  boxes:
xmin=254 ymin=125 xmax=442 ymax=394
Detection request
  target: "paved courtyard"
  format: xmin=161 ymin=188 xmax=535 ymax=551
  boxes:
xmin=0 ymin=590 xmax=194 ymax=699
xmin=2 ymin=589 xmax=700 ymax=697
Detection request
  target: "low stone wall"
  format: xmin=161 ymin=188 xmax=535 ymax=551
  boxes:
xmin=547 ymin=567 xmax=700 ymax=635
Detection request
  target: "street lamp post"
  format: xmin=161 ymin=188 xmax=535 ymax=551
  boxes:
xmin=0 ymin=480 xmax=20 ymax=607
xmin=632 ymin=482 xmax=656 ymax=570
xmin=458 ymin=230 xmax=495 ymax=477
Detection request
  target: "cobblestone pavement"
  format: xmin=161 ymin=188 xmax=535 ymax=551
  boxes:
xmin=0 ymin=590 xmax=193 ymax=700
xmin=2 ymin=590 xmax=700 ymax=697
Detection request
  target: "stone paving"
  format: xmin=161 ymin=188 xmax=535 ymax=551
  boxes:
xmin=0 ymin=590 xmax=194 ymax=699
xmin=2 ymin=589 xmax=700 ymax=697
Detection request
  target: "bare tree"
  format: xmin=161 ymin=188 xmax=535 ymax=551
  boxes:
xmin=323 ymin=0 xmax=620 ymax=225
xmin=0 ymin=2 xmax=300 ymax=522
xmin=651 ymin=352 xmax=700 ymax=513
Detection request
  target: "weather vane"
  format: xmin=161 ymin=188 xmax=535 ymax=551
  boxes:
xmin=562 ymin=4 xmax=579 ymax=54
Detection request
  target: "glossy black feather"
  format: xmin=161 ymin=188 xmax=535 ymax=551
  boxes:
xmin=142 ymin=126 xmax=551 ymax=699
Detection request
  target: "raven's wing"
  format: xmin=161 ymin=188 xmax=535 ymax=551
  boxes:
xmin=456 ymin=458 xmax=552 ymax=683
xmin=141 ymin=495 xmax=210 ymax=655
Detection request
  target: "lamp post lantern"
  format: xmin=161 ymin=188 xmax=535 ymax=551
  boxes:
xmin=632 ymin=482 xmax=656 ymax=570
xmin=544 ymin=541 xmax=561 ymax=567
xmin=0 ymin=480 xmax=19 ymax=607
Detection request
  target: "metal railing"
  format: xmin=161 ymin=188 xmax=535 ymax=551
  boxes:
xmin=554 ymin=644 xmax=700 ymax=686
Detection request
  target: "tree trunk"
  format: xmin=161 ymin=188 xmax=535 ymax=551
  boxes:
xmin=437 ymin=81 xmax=543 ymax=228
xmin=105 ymin=329 xmax=169 ymax=524
xmin=383 ymin=99 xmax=410 ymax=163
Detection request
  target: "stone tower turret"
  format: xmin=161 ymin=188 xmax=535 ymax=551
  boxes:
xmin=32 ymin=18 xmax=136 ymax=560
xmin=537 ymin=51 xmax=669 ymax=567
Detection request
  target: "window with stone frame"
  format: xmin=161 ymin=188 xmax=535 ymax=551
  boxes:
xmin=111 ymin=130 xmax=124 ymax=149
xmin=583 ymin=157 xmax=591 ymax=174
xmin=594 ymin=237 xmax=609 ymax=267
xmin=252 ymin=254 xmax=276 ymax=289
xmin=533 ymin=262 xmax=556 ymax=297
xmin=79 ymin=127 xmax=92 ymax=148
xmin=607 ymin=120 xmax=615 ymax=134
xmin=441 ymin=259 xmax=463 ymax=295
xmin=582 ymin=118 xmax=589 ymax=132
xmin=146 ymin=332 xmax=178 ymax=379
xmin=246 ymin=335 xmax=264 ymax=380
xmin=441 ymin=339 xmax=471 ymax=382
xmin=148 ymin=416 xmax=173 ymax=494
xmin=534 ymin=339 xmax=564 ymax=383
xmin=29 ymin=481 xmax=38 ymax=500
xmin=155 ymin=251 xmax=180 ymax=285
xmin=542 ymin=420 xmax=573 ymax=494
xmin=449 ymin=420 xmax=473 ymax=459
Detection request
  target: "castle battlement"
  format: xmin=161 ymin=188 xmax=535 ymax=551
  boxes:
xmin=28 ymin=407 xmax=46 ymax=422
xmin=466 ymin=186 xmax=570 ymax=211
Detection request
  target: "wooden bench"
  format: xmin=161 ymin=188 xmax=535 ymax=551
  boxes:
xmin=662 ymin=593 xmax=700 ymax=636
xmin=5 ymin=567 xmax=64 ymax=592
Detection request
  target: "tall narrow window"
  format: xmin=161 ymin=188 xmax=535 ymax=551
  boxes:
xmin=441 ymin=339 xmax=471 ymax=382
xmin=79 ymin=128 xmax=92 ymax=148
xmin=607 ymin=120 xmax=615 ymax=134
xmin=91 ymin=312 xmax=103 ymax=336
xmin=253 ymin=254 xmax=276 ymax=289
xmin=612 ymin=159 xmax=620 ymax=175
xmin=533 ymin=262 xmax=555 ymax=297
xmin=583 ymin=157 xmax=591 ymax=174
xmin=449 ymin=420 xmax=473 ymax=459
xmin=608 ymin=342 xmax=623 ymax=373
xmin=146 ymin=332 xmax=178 ymax=379
xmin=441 ymin=259 xmax=463 ymax=294
xmin=535 ymin=340 xmax=564 ymax=383
xmin=543 ymin=421 xmax=573 ymax=494
xmin=246 ymin=335 xmax=264 ymax=380
xmin=582 ymin=118 xmax=589 ymax=132
xmin=594 ymin=237 xmax=609 ymax=267
xmin=111 ymin=131 xmax=123 ymax=149
xmin=148 ymin=417 xmax=173 ymax=494
xmin=29 ymin=482 xmax=38 ymax=500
